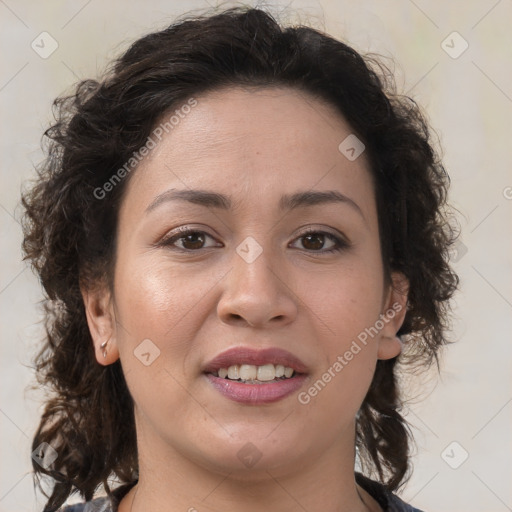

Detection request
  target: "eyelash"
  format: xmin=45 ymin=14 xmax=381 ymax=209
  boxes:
xmin=294 ymin=228 xmax=350 ymax=253
xmin=159 ymin=227 xmax=349 ymax=254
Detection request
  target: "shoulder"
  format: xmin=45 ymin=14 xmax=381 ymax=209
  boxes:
xmin=55 ymin=481 xmax=136 ymax=512
xmin=57 ymin=496 xmax=112 ymax=512
xmin=386 ymin=493 xmax=425 ymax=512
xmin=355 ymin=472 xmax=425 ymax=512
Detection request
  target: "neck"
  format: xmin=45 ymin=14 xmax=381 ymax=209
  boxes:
xmin=119 ymin=419 xmax=380 ymax=512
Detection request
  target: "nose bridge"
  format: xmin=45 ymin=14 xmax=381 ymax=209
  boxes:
xmin=217 ymin=235 xmax=297 ymax=327
xmin=234 ymin=237 xmax=276 ymax=290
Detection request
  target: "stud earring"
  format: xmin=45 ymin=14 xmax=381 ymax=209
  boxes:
xmin=100 ymin=338 xmax=110 ymax=359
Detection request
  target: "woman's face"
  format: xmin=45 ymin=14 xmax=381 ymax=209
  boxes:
xmin=87 ymin=86 xmax=406 ymax=478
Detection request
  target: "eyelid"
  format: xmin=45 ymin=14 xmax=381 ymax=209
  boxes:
xmin=289 ymin=227 xmax=350 ymax=253
xmin=158 ymin=226 xmax=222 ymax=248
xmin=158 ymin=224 xmax=350 ymax=252
xmin=293 ymin=225 xmax=350 ymax=244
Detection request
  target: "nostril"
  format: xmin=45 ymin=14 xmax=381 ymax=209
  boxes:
xmin=228 ymin=314 xmax=285 ymax=324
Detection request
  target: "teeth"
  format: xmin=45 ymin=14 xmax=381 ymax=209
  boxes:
xmin=214 ymin=363 xmax=296 ymax=381
xmin=227 ymin=365 xmax=239 ymax=380
xmin=239 ymin=364 xmax=257 ymax=380
xmin=257 ymin=363 xmax=276 ymax=381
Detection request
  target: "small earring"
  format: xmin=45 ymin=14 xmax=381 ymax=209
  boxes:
xmin=100 ymin=338 xmax=110 ymax=359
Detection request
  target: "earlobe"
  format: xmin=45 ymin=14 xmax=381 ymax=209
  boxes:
xmin=81 ymin=285 xmax=120 ymax=365
xmin=377 ymin=335 xmax=403 ymax=360
xmin=377 ymin=272 xmax=409 ymax=361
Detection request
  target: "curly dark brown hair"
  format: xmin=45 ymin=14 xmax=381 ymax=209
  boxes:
xmin=22 ymin=6 xmax=459 ymax=511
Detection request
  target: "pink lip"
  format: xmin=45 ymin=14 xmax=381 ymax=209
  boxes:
xmin=203 ymin=347 xmax=309 ymax=405
xmin=203 ymin=347 xmax=309 ymax=374
xmin=205 ymin=373 xmax=308 ymax=404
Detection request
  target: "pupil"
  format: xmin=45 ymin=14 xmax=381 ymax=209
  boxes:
xmin=184 ymin=233 xmax=204 ymax=249
xmin=303 ymin=233 xmax=324 ymax=250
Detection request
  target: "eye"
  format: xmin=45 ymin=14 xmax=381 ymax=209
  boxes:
xmin=160 ymin=228 xmax=221 ymax=251
xmin=290 ymin=229 xmax=348 ymax=253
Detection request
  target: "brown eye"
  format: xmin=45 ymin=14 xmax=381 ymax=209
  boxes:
xmin=290 ymin=230 xmax=347 ymax=253
xmin=161 ymin=229 xmax=220 ymax=251
xmin=180 ymin=232 xmax=206 ymax=250
xmin=301 ymin=233 xmax=327 ymax=250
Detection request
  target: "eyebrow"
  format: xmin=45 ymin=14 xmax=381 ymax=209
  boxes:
xmin=146 ymin=189 xmax=231 ymax=212
xmin=145 ymin=188 xmax=364 ymax=220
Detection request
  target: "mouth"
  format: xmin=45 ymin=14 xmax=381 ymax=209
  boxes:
xmin=209 ymin=362 xmax=297 ymax=383
xmin=203 ymin=347 xmax=309 ymax=404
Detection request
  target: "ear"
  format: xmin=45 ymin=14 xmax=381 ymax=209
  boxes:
xmin=377 ymin=272 xmax=409 ymax=360
xmin=81 ymin=284 xmax=120 ymax=365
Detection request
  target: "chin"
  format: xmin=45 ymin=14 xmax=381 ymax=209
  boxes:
xmin=187 ymin=431 xmax=306 ymax=478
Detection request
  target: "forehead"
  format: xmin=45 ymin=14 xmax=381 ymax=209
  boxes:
xmin=155 ymin=86 xmax=357 ymax=156
xmin=122 ymin=85 xmax=375 ymax=218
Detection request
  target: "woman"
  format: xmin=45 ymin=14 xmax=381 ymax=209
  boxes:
xmin=22 ymin=6 xmax=458 ymax=512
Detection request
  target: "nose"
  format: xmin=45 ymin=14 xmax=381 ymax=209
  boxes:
xmin=217 ymin=244 xmax=298 ymax=329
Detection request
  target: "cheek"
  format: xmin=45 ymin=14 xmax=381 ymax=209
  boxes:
xmin=111 ymin=258 xmax=212 ymax=424
xmin=298 ymin=269 xmax=382 ymax=416
xmin=112 ymin=255 xmax=226 ymax=367
xmin=301 ymin=350 xmax=376 ymax=431
xmin=117 ymin=242 xmax=205 ymax=313
xmin=114 ymin=261 xmax=185 ymax=337
xmin=294 ymin=252 xmax=383 ymax=408
xmin=297 ymin=254 xmax=384 ymax=345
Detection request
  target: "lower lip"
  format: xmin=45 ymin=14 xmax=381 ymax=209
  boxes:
xmin=205 ymin=373 xmax=307 ymax=404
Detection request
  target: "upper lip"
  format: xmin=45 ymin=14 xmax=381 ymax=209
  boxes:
xmin=203 ymin=347 xmax=309 ymax=374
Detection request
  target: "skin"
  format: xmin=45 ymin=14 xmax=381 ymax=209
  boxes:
xmin=82 ymin=86 xmax=409 ymax=512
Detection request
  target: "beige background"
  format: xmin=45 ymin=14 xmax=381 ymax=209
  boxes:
xmin=1 ymin=1 xmax=511 ymax=511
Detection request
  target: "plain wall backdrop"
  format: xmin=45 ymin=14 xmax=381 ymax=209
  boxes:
xmin=1 ymin=1 xmax=511 ymax=511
